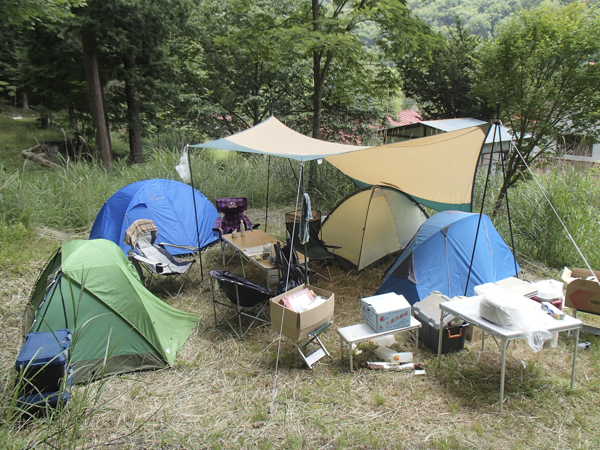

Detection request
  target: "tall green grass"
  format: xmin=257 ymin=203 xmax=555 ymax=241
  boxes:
xmin=0 ymin=147 xmax=354 ymax=231
xmin=475 ymin=162 xmax=600 ymax=270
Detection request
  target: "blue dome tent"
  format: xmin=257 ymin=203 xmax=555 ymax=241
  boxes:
xmin=90 ymin=179 xmax=219 ymax=256
xmin=377 ymin=211 xmax=519 ymax=305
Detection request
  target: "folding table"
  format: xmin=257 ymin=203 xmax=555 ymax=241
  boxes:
xmin=337 ymin=317 xmax=421 ymax=371
xmin=220 ymin=229 xmax=305 ymax=288
xmin=437 ymin=296 xmax=583 ymax=413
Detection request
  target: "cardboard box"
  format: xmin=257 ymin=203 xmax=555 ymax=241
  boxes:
xmin=361 ymin=292 xmax=411 ymax=333
xmin=562 ymin=267 xmax=600 ymax=314
xmin=465 ymin=323 xmax=483 ymax=342
xmin=270 ymin=285 xmax=334 ymax=341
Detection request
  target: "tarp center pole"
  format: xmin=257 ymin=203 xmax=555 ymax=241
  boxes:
xmin=301 ymin=162 xmax=309 ymax=284
xmin=465 ymin=121 xmax=498 ymax=296
xmin=187 ymin=145 xmax=204 ymax=281
xmin=265 ymin=155 xmax=271 ymax=233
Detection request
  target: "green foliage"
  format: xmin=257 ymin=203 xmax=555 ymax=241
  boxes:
xmin=408 ymin=0 xmax=544 ymax=38
xmin=477 ymin=2 xmax=600 ymax=197
xmin=393 ymin=20 xmax=492 ymax=120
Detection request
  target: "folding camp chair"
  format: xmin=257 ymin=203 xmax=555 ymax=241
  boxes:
xmin=124 ymin=219 xmax=198 ymax=296
xmin=210 ymin=270 xmax=273 ymax=339
xmin=273 ymin=239 xmax=307 ymax=295
xmin=285 ymin=210 xmax=340 ymax=281
xmin=213 ymin=198 xmax=260 ymax=239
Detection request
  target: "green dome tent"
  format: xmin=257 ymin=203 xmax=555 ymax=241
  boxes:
xmin=23 ymin=239 xmax=199 ymax=384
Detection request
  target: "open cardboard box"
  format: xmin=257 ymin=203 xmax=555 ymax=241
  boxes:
xmin=270 ymin=285 xmax=334 ymax=342
xmin=561 ymin=267 xmax=600 ymax=314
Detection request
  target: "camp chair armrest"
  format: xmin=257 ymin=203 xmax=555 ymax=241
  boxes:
xmin=131 ymin=253 xmax=159 ymax=267
xmin=159 ymin=242 xmax=199 ymax=252
xmin=325 ymin=245 xmax=341 ymax=250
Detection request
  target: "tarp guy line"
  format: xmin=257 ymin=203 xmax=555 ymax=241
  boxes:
xmin=270 ymin=162 xmax=304 ymax=414
xmin=514 ymin=143 xmax=599 ymax=284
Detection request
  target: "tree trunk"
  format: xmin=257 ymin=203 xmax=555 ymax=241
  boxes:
xmin=124 ymin=55 xmax=144 ymax=164
xmin=81 ymin=28 xmax=112 ymax=169
xmin=21 ymin=92 xmax=29 ymax=110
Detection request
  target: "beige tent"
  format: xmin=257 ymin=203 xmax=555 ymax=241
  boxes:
xmin=189 ymin=116 xmax=369 ymax=160
xmin=326 ymin=124 xmax=491 ymax=211
xmin=321 ymin=186 xmax=428 ymax=271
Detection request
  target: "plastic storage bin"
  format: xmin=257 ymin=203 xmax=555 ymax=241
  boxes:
xmin=15 ymin=329 xmax=71 ymax=395
xmin=412 ymin=292 xmax=467 ymax=354
xmin=17 ymin=368 xmax=72 ymax=413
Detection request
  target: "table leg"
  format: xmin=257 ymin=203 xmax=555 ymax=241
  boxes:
xmin=220 ymin=240 xmax=225 ymax=266
xmin=499 ymin=338 xmax=508 ymax=413
xmin=415 ymin=328 xmax=419 ymax=355
xmin=571 ymin=328 xmax=580 ymax=389
xmin=437 ymin=309 xmax=444 ymax=368
xmin=349 ymin=340 xmax=354 ymax=372
xmin=240 ymin=253 xmax=246 ymax=278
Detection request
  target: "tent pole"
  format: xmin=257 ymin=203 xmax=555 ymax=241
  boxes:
xmin=464 ymin=118 xmax=499 ymax=296
xmin=265 ymin=155 xmax=270 ymax=233
xmin=498 ymin=124 xmax=519 ymax=277
xmin=187 ymin=146 xmax=204 ymax=281
xmin=301 ymin=163 xmax=309 ymax=284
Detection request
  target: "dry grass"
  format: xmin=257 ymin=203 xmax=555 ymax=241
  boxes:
xmin=2 ymin=207 xmax=600 ymax=448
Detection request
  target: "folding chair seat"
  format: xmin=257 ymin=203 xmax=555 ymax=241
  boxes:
xmin=213 ymin=198 xmax=260 ymax=239
xmin=210 ymin=270 xmax=273 ymax=339
xmin=124 ymin=219 xmax=198 ymax=296
xmin=285 ymin=210 xmax=340 ymax=281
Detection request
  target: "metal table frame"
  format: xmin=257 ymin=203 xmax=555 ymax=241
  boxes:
xmin=220 ymin=229 xmax=305 ymax=288
xmin=437 ymin=296 xmax=583 ymax=413
xmin=338 ymin=317 xmax=422 ymax=371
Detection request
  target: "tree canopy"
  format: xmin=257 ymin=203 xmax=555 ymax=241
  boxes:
xmin=476 ymin=1 xmax=600 ymax=205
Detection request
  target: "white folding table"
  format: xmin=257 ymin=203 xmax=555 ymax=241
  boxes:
xmin=338 ymin=317 xmax=421 ymax=371
xmin=437 ymin=296 xmax=583 ymax=413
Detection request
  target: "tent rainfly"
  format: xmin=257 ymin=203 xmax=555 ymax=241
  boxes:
xmin=325 ymin=124 xmax=491 ymax=212
xmin=90 ymin=178 xmax=219 ymax=256
xmin=24 ymin=239 xmax=199 ymax=383
xmin=321 ymin=186 xmax=428 ymax=271
xmin=377 ymin=211 xmax=519 ymax=305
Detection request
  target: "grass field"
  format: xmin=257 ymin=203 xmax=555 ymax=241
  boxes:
xmin=1 ymin=208 xmax=600 ymax=449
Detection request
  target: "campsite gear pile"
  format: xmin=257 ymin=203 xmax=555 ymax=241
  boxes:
xmin=15 ymin=329 xmax=72 ymax=413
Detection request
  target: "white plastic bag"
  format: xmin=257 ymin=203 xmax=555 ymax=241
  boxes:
xmin=175 ymin=147 xmax=191 ymax=184
xmin=479 ymin=292 xmax=553 ymax=352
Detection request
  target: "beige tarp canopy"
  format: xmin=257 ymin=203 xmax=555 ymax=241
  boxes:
xmin=326 ymin=124 xmax=491 ymax=211
xmin=190 ymin=116 xmax=491 ymax=211
xmin=189 ymin=116 xmax=369 ymax=161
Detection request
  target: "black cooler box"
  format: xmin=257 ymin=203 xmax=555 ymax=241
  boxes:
xmin=412 ymin=292 xmax=467 ymax=354
xmin=15 ymin=329 xmax=72 ymax=395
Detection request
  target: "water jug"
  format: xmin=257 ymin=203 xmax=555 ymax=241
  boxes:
xmin=374 ymin=346 xmax=413 ymax=363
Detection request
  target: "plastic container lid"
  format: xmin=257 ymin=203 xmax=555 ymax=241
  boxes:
xmin=15 ymin=329 xmax=71 ymax=370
